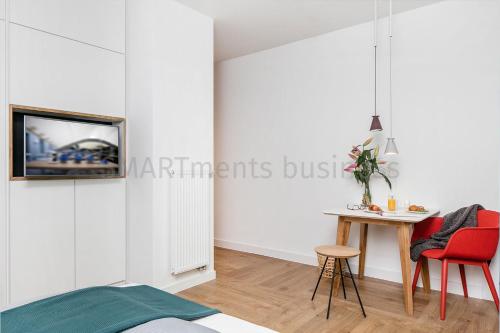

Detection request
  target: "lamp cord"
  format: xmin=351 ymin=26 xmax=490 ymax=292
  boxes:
xmin=389 ymin=0 xmax=393 ymax=137
xmin=374 ymin=0 xmax=377 ymax=117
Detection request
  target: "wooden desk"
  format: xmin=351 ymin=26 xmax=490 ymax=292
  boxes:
xmin=323 ymin=208 xmax=440 ymax=316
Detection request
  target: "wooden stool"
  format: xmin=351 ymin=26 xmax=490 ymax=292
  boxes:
xmin=311 ymin=245 xmax=366 ymax=319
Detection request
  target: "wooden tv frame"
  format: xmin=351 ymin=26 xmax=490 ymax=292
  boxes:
xmin=9 ymin=104 xmax=126 ymax=181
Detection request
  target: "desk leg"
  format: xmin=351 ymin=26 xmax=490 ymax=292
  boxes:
xmin=334 ymin=216 xmax=351 ymax=296
xmin=398 ymin=223 xmax=414 ymax=315
xmin=358 ymin=224 xmax=368 ymax=279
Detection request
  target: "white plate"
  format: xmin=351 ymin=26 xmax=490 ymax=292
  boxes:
xmin=405 ymin=210 xmax=429 ymax=214
xmin=363 ymin=209 xmax=383 ymax=215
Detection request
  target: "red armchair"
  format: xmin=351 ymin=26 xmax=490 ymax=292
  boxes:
xmin=411 ymin=209 xmax=499 ymax=320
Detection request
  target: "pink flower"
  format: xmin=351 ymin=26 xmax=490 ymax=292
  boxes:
xmin=344 ymin=163 xmax=357 ymax=172
xmin=348 ymin=153 xmax=357 ymax=160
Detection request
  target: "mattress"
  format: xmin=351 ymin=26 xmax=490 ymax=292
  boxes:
xmin=194 ymin=313 xmax=276 ymax=333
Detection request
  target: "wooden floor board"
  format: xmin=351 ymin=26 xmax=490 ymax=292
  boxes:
xmin=179 ymin=248 xmax=498 ymax=333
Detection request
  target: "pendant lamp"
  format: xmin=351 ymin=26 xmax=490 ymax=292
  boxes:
xmin=384 ymin=0 xmax=399 ymax=155
xmin=370 ymin=0 xmax=383 ymax=132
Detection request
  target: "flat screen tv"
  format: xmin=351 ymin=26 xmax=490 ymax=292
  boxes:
xmin=23 ymin=115 xmax=122 ymax=177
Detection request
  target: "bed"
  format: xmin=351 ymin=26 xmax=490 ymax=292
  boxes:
xmin=0 ymin=284 xmax=277 ymax=333
xmin=120 ymin=283 xmax=276 ymax=333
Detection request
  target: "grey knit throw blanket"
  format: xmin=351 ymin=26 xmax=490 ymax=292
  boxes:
xmin=410 ymin=204 xmax=484 ymax=261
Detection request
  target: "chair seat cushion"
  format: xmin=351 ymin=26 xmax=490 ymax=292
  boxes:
xmin=421 ymin=248 xmax=446 ymax=259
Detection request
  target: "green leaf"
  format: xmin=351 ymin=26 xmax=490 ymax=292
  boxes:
xmin=377 ymin=171 xmax=392 ymax=190
xmin=353 ymin=171 xmax=361 ymax=184
xmin=357 ymin=155 xmax=365 ymax=165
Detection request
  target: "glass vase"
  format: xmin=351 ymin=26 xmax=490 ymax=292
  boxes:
xmin=362 ymin=184 xmax=372 ymax=207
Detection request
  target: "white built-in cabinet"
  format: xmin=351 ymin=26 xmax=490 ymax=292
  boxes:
xmin=75 ymin=180 xmax=126 ymax=288
xmin=9 ymin=24 xmax=125 ymax=117
xmin=10 ymin=180 xmax=127 ymax=304
xmin=1 ymin=0 xmax=126 ymax=306
xmin=9 ymin=0 xmax=125 ymax=53
xmin=0 ymin=0 xmax=5 ymax=20
xmin=10 ymin=181 xmax=76 ymax=303
xmin=0 ymin=18 xmax=7 ymax=307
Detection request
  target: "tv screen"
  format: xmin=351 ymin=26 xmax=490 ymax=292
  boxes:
xmin=24 ymin=115 xmax=121 ymax=177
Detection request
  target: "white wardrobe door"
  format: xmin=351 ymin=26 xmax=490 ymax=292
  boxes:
xmin=0 ymin=20 xmax=7 ymax=307
xmin=75 ymin=179 xmax=125 ymax=288
xmin=9 ymin=24 xmax=125 ymax=117
xmin=10 ymin=181 xmax=75 ymax=304
xmin=0 ymin=1 xmax=4 ymax=20
xmin=9 ymin=0 xmax=125 ymax=53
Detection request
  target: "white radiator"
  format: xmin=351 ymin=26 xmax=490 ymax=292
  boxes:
xmin=169 ymin=170 xmax=211 ymax=275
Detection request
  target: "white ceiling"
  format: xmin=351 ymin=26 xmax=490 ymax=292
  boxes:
xmin=175 ymin=0 xmax=442 ymax=62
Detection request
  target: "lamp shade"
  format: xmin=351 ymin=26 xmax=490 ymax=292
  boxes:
xmin=384 ymin=137 xmax=399 ymax=155
xmin=369 ymin=115 xmax=383 ymax=131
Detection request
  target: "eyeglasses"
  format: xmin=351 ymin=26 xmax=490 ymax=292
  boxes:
xmin=347 ymin=204 xmax=365 ymax=210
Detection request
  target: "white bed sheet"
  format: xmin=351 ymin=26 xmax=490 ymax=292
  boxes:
xmin=194 ymin=313 xmax=276 ymax=333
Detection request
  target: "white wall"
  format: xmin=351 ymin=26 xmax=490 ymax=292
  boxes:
xmin=0 ymin=0 xmax=126 ymax=306
xmin=127 ymin=0 xmax=214 ymax=292
xmin=215 ymin=0 xmax=500 ymax=300
xmin=125 ymin=0 xmax=155 ymax=285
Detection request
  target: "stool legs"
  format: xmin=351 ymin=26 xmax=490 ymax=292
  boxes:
xmin=312 ymin=256 xmax=329 ymax=301
xmin=345 ymin=259 xmax=366 ymax=318
xmin=327 ymin=258 xmax=337 ymax=319
xmin=312 ymin=257 xmax=366 ymax=319
xmin=339 ymin=259 xmax=347 ymax=300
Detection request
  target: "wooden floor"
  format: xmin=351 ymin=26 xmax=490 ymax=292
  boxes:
xmin=179 ymin=247 xmax=499 ymax=333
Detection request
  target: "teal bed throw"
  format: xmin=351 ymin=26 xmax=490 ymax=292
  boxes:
xmin=0 ymin=285 xmax=220 ymax=333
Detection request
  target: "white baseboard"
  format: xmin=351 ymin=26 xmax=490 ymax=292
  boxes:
xmin=161 ymin=270 xmax=216 ymax=294
xmin=215 ymin=239 xmax=318 ymax=266
xmin=215 ymin=239 xmax=490 ymax=300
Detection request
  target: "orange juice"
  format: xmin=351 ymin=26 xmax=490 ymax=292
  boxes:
xmin=388 ymin=195 xmax=396 ymax=211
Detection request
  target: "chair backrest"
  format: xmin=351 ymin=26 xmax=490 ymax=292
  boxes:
xmin=477 ymin=210 xmax=499 ymax=228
